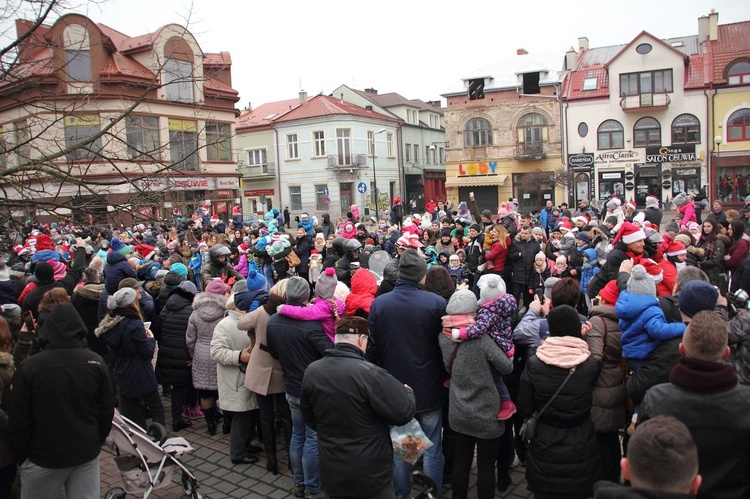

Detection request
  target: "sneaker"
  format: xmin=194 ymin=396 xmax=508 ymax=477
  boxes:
xmin=189 ymin=406 xmax=204 ymax=420
xmin=497 ymin=400 xmax=517 ymax=421
xmin=291 ymin=484 xmax=306 ymax=498
xmin=305 ymin=491 xmax=325 ymax=499
xmin=181 ymin=406 xmax=191 ymax=420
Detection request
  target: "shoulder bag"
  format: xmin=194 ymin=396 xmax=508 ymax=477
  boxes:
xmin=519 ymin=365 xmax=577 ymax=445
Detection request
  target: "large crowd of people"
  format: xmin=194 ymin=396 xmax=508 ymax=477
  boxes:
xmin=0 ymin=190 xmax=749 ymax=499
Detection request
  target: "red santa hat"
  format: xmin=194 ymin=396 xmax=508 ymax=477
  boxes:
xmin=612 ymin=221 xmax=646 ymax=246
xmin=640 ymin=258 xmax=664 ymax=283
xmin=625 ymin=201 xmax=637 ymax=211
xmin=666 ymin=241 xmax=687 ymax=257
xmin=238 ymin=243 xmax=249 ymax=253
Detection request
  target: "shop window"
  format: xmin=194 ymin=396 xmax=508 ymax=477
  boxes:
xmin=164 ymin=58 xmax=194 ymax=103
xmin=315 ymin=184 xmax=328 ymax=211
xmin=206 ymin=122 xmax=231 ymax=161
xmin=464 ymin=118 xmax=492 ymax=147
xmin=289 ymin=185 xmax=302 ymax=210
xmin=671 ymin=114 xmax=700 ymax=144
xmin=64 ymin=115 xmax=103 ymax=161
xmin=633 ymin=117 xmax=661 ymax=147
xmin=727 ymin=109 xmax=750 ymax=142
xmin=126 ymin=115 xmax=160 ymax=159
xmin=597 ymin=120 xmax=624 ymax=150
xmin=598 ymin=171 xmax=624 ymax=201
xmin=717 ymin=165 xmax=750 ymax=204
xmin=287 ymin=133 xmax=299 ymax=160
xmin=168 ymin=119 xmax=198 ymax=171
xmin=726 ymin=59 xmax=750 ymax=86
xmin=513 ymin=172 xmax=553 ymax=212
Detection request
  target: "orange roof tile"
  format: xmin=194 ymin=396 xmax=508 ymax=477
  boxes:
xmin=204 ymin=76 xmax=238 ymax=96
xmin=236 ymin=99 xmax=301 ymax=130
xmin=101 ymin=53 xmax=154 ymax=80
xmin=275 ymin=95 xmax=398 ymax=123
xmin=711 ymin=21 xmax=750 ymax=84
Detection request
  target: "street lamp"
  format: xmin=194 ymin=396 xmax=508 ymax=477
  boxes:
xmin=372 ymin=128 xmax=387 ymax=222
xmin=714 ymin=135 xmax=722 ymax=202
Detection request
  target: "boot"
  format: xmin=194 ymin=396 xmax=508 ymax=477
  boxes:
xmin=223 ymin=411 xmax=233 ymax=435
xmin=261 ymin=420 xmax=278 ymax=475
xmin=280 ymin=416 xmax=293 ymax=472
xmin=204 ymin=406 xmax=217 ymax=436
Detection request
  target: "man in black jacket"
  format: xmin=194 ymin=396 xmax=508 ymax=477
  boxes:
xmin=301 ymin=316 xmax=416 ymax=499
xmin=508 ymin=226 xmax=540 ymax=310
xmin=8 ymin=303 xmax=114 ymax=498
xmin=22 ymin=240 xmax=86 ymax=318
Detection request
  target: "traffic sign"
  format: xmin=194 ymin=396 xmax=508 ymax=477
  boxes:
xmin=322 ymin=187 xmax=329 ymax=196
xmin=322 ymin=196 xmax=330 ymax=205
xmin=357 ymin=182 xmax=367 ymax=194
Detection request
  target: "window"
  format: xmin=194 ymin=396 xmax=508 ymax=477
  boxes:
xmin=636 ymin=43 xmax=652 ymax=54
xmin=468 ymin=78 xmax=485 ymax=100
xmin=206 ymin=122 xmax=231 ymax=161
xmin=289 ymin=186 xmax=302 ymax=210
xmin=464 ymin=118 xmax=492 ymax=147
xmin=671 ymin=114 xmax=700 ymax=144
xmin=429 ymin=115 xmax=439 ymax=128
xmin=633 ymin=117 xmax=661 ymax=147
xmin=64 ymin=115 xmax=103 ymax=161
xmin=14 ymin=120 xmax=31 ymax=165
xmin=597 ymin=120 xmax=624 ymax=150
xmin=126 ymin=115 xmax=160 ymax=159
xmin=387 ymin=132 xmax=394 ymax=157
xmin=164 ymin=58 xmax=194 ymax=103
xmin=727 ymin=60 xmax=750 ymax=86
xmin=426 ymin=145 xmax=431 ymax=164
xmin=286 ymin=134 xmax=299 ymax=160
xmin=728 ymin=109 xmax=750 ymax=142
xmin=247 ymin=149 xmax=267 ymax=166
xmin=620 ymin=69 xmax=673 ymax=96
xmin=367 ymin=131 xmax=375 ymax=156
xmin=66 ymin=50 xmax=91 ymax=81
xmin=439 ymin=147 xmax=445 ymax=164
xmin=315 ymin=184 xmax=328 ymax=211
xmin=313 ymin=131 xmax=325 ymax=156
xmin=578 ymin=122 xmax=589 ymax=137
xmin=517 ymin=113 xmax=548 ymax=156
xmin=413 ymin=144 xmax=419 ymax=163
xmin=336 ymin=129 xmax=351 ymax=165
xmin=717 ymin=165 xmax=750 ymax=203
xmin=405 ymin=143 xmax=411 ymax=162
xmin=522 ymin=72 xmax=541 ymax=94
xmin=582 ymin=77 xmax=597 ymax=91
xmin=168 ymin=119 xmax=198 ymax=171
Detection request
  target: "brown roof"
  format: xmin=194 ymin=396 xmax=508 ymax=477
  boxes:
xmin=235 ymin=99 xmax=301 ymax=130
xmin=711 ymin=21 xmax=750 ymax=85
xmin=353 ymin=89 xmax=444 ymax=115
xmin=275 ymin=95 xmax=398 ymax=123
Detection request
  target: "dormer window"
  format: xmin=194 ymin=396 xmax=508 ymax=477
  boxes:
xmin=468 ymin=79 xmax=485 ymax=100
xmin=727 ymin=60 xmax=750 ymax=86
xmin=63 ymin=25 xmax=91 ymax=84
xmin=582 ymin=77 xmax=598 ymax=91
xmin=522 ymin=72 xmax=540 ymax=94
xmin=163 ymin=37 xmax=195 ymax=103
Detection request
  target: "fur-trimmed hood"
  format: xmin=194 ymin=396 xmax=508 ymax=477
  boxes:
xmin=191 ymin=292 xmax=228 ymax=322
xmin=0 ymin=351 xmax=13 ymax=368
xmin=73 ymin=283 xmax=105 ymax=300
xmin=95 ymin=314 xmax=124 ymax=337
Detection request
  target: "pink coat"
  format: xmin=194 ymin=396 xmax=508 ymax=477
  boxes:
xmin=678 ymin=201 xmax=696 ymax=226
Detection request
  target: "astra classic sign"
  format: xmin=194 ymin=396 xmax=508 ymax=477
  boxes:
xmin=595 ymin=150 xmax=641 ymax=163
xmin=645 ymin=145 xmax=696 ymax=163
xmin=568 ymin=153 xmax=595 ymax=167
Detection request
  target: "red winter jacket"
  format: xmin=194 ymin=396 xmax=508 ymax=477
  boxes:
xmin=485 ymin=236 xmax=511 ymax=273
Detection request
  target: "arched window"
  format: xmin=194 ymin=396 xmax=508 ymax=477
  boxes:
xmin=63 ymin=25 xmax=91 ymax=82
xmin=464 ymin=118 xmax=492 ymax=147
xmin=633 ymin=117 xmax=661 ymax=147
xmin=164 ymin=37 xmax=195 ymax=103
xmin=728 ymin=109 xmax=750 ymax=142
xmin=597 ymin=120 xmax=624 ymax=150
xmin=517 ymin=113 xmax=548 ymax=157
xmin=727 ymin=60 xmax=750 ymax=86
xmin=671 ymin=114 xmax=700 ymax=144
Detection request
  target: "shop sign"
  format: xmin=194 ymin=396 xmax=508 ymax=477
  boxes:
xmin=216 ymin=177 xmax=239 ymax=189
xmin=216 ymin=201 xmax=227 ymax=213
xmin=601 ymin=172 xmax=623 ymax=179
xmin=217 ymin=190 xmax=232 ymax=197
xmin=645 ymin=145 xmax=696 ymax=163
xmin=595 ymin=150 xmax=640 ymax=163
xmin=458 ymin=162 xmax=498 ymax=176
xmin=172 ymin=178 xmax=210 ymax=190
xmin=673 ymin=168 xmax=698 ymax=176
xmin=244 ymin=189 xmax=275 ymax=197
xmin=568 ymin=153 xmax=594 ymax=167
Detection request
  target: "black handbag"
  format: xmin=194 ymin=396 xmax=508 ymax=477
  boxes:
xmin=519 ymin=366 xmax=577 ymax=445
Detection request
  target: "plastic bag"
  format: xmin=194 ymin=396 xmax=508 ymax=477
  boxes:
xmin=390 ymin=418 xmax=433 ymax=464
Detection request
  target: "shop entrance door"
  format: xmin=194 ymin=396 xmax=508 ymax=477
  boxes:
xmin=340 ymin=182 xmax=353 ymax=218
xmin=635 ymin=165 xmax=662 ymax=208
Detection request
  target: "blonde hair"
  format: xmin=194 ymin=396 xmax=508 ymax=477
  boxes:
xmin=493 ymin=224 xmax=509 ymax=248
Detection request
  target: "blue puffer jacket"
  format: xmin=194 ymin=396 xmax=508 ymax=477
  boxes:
xmin=615 ymin=291 xmax=686 ymax=361
xmin=579 ymin=248 xmax=600 ymax=295
xmin=104 ymin=251 xmax=137 ymax=295
xmin=30 ymin=249 xmax=60 ymax=264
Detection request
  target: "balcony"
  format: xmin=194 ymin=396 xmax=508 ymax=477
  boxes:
xmin=326 ymin=154 xmax=367 ymax=169
xmin=619 ymin=93 xmax=671 ymax=111
xmin=239 ymin=162 xmax=276 ymax=178
xmin=515 ymin=141 xmax=546 ymax=160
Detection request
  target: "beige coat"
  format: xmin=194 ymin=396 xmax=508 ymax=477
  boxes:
xmin=238 ymin=305 xmax=286 ymax=396
xmin=210 ymin=310 xmax=257 ymax=412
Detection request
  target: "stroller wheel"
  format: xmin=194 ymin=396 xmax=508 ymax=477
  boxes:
xmin=104 ymin=487 xmax=126 ymax=499
xmin=181 ymin=473 xmax=195 ymax=495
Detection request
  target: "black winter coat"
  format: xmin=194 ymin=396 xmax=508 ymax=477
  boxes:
xmin=587 ymin=243 xmax=635 ymax=299
xmin=507 ymin=237 xmax=539 ymax=284
xmin=465 ymin=234 xmax=484 ymax=274
xmin=625 ymin=337 xmax=680 ymax=405
xmin=72 ymin=283 xmax=107 ymax=356
xmin=153 ymin=287 xmax=194 ymax=385
xmin=293 ymin=234 xmax=312 ymax=274
xmin=103 ymin=250 xmax=137 ymax=295
xmin=300 ymin=344 xmax=415 ymax=496
xmin=643 ymin=206 xmax=663 ymax=228
xmin=22 ymin=248 xmax=86 ymax=319
xmin=518 ymin=354 xmax=601 ymax=497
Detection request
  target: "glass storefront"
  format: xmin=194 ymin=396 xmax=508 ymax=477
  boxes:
xmin=717 ymin=165 xmax=750 ymax=204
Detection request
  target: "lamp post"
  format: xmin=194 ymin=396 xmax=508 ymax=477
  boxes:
xmin=372 ymin=128 xmax=387 ymax=222
xmin=714 ymin=135 xmax=722 ymax=202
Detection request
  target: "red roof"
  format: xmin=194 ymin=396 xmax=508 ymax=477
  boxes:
xmin=101 ymin=53 xmax=153 ymax=80
xmin=236 ymin=99 xmax=301 ymax=130
xmin=711 ymin=21 xmax=750 ymax=85
xmin=274 ymin=95 xmax=397 ymax=123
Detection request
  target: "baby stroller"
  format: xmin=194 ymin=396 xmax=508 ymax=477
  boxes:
xmin=104 ymin=410 xmax=204 ymax=499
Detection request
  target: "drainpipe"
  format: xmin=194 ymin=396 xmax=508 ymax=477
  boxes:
xmin=397 ymin=122 xmax=404 ymax=199
xmin=273 ymin=124 xmax=281 ymax=212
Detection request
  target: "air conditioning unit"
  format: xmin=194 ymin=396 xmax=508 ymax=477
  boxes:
xmin=327 ymin=156 xmax=337 ymax=168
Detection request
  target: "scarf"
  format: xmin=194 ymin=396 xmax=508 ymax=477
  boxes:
xmin=702 ymin=238 xmax=716 ymax=259
xmin=441 ymin=314 xmax=475 ymax=334
xmin=314 ymin=240 xmax=326 ymax=253
xmin=669 ymin=357 xmax=737 ymax=394
xmin=536 ymin=336 xmax=590 ymax=368
xmin=534 ymin=259 xmax=547 ymax=273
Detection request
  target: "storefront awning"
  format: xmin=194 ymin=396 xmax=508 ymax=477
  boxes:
xmin=445 ymin=175 xmax=507 ymax=187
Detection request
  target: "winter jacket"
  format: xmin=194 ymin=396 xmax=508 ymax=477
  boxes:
xmin=485 ymin=236 xmax=511 ymax=273
xmin=210 ymin=310 xmax=257 ymax=412
xmin=640 ymin=358 xmax=750 ymax=499
xmin=234 ymin=253 xmax=249 ymax=278
xmin=0 ymin=280 xmax=19 ymax=306
xmin=697 ymin=234 xmax=729 ymax=286
xmin=643 ymin=206 xmax=663 ymax=228
xmin=22 ymin=247 xmax=86 ymax=319
xmin=458 ymin=294 xmax=516 ymax=354
xmin=499 ymin=213 xmax=517 ymax=239
xmin=369 ymin=279 xmax=448 ymax=414
xmin=465 ymin=234 xmax=484 ymax=274
xmin=732 ymin=257 xmax=750 ymax=294
xmin=345 ymin=268 xmax=377 ymax=318
xmin=320 ymin=215 xmax=335 ymax=240
xmin=656 ymin=258 xmax=679 ymax=297
xmin=725 ymin=238 xmax=749 ymax=274
xmin=616 ymin=291 xmax=686 ymax=361
xmin=586 ymin=305 xmax=628 ymax=433
xmin=153 ymin=287 xmax=194 ymax=385
xmin=8 ymin=304 xmax=113 ymax=468
xmin=71 ymin=283 xmax=107 ymax=356
xmin=592 ymin=481 xmax=695 ymax=499
xmin=185 ymin=292 xmax=226 ymax=391
xmin=677 ymin=201 xmax=697 ymax=226
xmin=238 ymin=300 xmax=285 ymax=396
xmin=292 ymin=235 xmax=312 ymax=274
xmin=439 ymin=334 xmax=512 ymax=439
xmin=610 ymin=207 xmax=625 ymax=233
xmin=527 ymin=266 xmax=550 ymax=295
xmin=728 ymin=311 xmax=750 ymax=386
xmin=103 ymin=250 xmax=137 ymax=295
xmin=518 ymin=339 xmax=601 ymax=497
xmin=300 ymin=343 xmax=415 ymax=497
xmin=200 ymin=260 xmax=243 ymax=291
xmin=97 ymin=307 xmax=158 ymax=399
xmin=579 ymin=249 xmax=600 ymax=295
xmin=507 ymin=237 xmax=539 ymax=284
xmin=587 ymin=243 xmax=640 ymax=299
xmin=266 ymin=304 xmax=332 ymax=398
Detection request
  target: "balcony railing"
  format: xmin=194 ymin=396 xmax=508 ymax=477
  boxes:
xmin=239 ymin=162 xmax=276 ymax=178
xmin=327 ymin=154 xmax=367 ymax=169
xmin=619 ymin=93 xmax=671 ymax=111
xmin=515 ymin=141 xmax=546 ymax=160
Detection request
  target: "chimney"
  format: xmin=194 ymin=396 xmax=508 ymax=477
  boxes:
xmin=245 ymin=101 xmax=252 ymax=112
xmin=517 ymin=48 xmax=528 ymax=56
xmin=364 ymin=88 xmax=378 ymax=94
xmin=698 ymin=15 xmax=709 ymax=41
xmin=709 ymin=10 xmax=718 ymax=41
xmin=426 ymin=100 xmax=442 ymax=108
xmin=578 ymin=37 xmax=589 ymax=51
xmin=565 ymin=48 xmax=578 ymax=71
xmin=299 ymin=90 xmax=308 ymax=104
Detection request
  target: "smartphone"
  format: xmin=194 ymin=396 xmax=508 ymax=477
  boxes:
xmin=143 ymin=321 xmax=151 ymax=330
xmin=718 ymin=273 xmax=729 ymax=298
xmin=535 ymin=288 xmax=545 ymax=305
xmin=23 ymin=310 xmax=36 ymax=334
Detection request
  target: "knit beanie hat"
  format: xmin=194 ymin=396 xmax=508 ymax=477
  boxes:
xmin=34 ymin=262 xmax=54 ymax=282
xmin=440 ymin=228 xmax=452 ymax=238
xmin=205 ymin=280 xmax=230 ymax=295
xmin=170 ymin=262 xmax=188 ymax=277
xmin=678 ymin=281 xmax=718 ymax=318
xmin=674 ymin=233 xmax=693 ymax=247
xmin=543 ymin=277 xmax=560 ymax=299
xmin=424 ymin=266 xmax=455 ymax=301
xmin=49 ymin=260 xmax=67 ymax=280
xmin=598 ymin=279 xmax=620 ymax=304
xmin=673 ymin=192 xmax=687 ymax=206
xmin=606 ymin=198 xmax=621 ymax=210
xmin=477 ymin=273 xmax=505 ymax=305
xmin=315 ymin=267 xmax=338 ymax=299
xmin=446 ymin=289 xmax=478 ymax=315
xmin=469 ymin=223 xmax=481 ymax=233
xmin=107 ymin=287 xmax=137 ymax=310
xmin=627 ymin=265 xmax=656 ymax=297
xmin=178 ymin=280 xmax=198 ymax=295
xmin=547 ymin=305 xmax=582 ymax=338
xmin=232 ymin=279 xmax=248 ymax=295
xmin=285 ymin=276 xmax=310 ymax=303
xmin=645 ymin=195 xmax=659 ymax=208
xmin=665 ymin=221 xmax=680 ymax=233
xmin=481 ymin=209 xmax=493 ymax=220
xmin=399 ymin=249 xmax=427 ymax=282
xmin=606 ymin=216 xmax=618 ymax=226
xmin=110 ymin=237 xmax=127 ymax=254
xmin=246 ymin=270 xmax=267 ymax=292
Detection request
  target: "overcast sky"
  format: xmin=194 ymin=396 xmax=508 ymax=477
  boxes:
xmin=23 ymin=0 xmax=750 ymax=107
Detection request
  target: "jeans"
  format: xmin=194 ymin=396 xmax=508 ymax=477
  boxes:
xmin=20 ymin=456 xmax=99 ymax=499
xmin=393 ymin=407 xmax=444 ymax=499
xmin=286 ymin=394 xmax=320 ymax=494
xmin=451 ymin=432 xmax=500 ymax=499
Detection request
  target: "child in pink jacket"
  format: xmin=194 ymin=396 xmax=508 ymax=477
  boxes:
xmin=277 ymin=267 xmax=345 ymax=342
